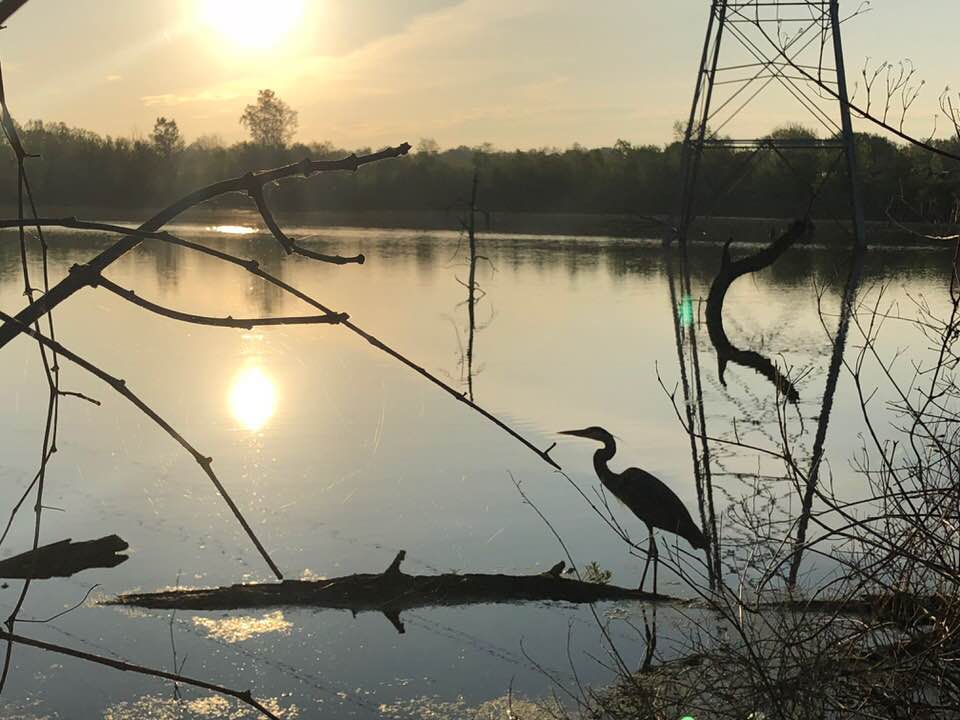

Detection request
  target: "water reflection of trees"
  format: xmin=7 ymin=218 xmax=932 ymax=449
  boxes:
xmin=5 ymin=225 xmax=939 ymax=295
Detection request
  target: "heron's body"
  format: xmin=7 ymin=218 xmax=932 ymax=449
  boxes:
xmin=560 ymin=425 xmax=708 ymax=591
xmin=589 ymin=434 xmax=706 ymax=550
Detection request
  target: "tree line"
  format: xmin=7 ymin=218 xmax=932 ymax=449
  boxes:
xmin=1 ymin=90 xmax=958 ymax=225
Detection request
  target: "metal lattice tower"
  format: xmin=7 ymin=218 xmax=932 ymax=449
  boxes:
xmin=667 ymin=1 xmax=871 ymax=588
xmin=677 ymin=0 xmax=866 ymax=248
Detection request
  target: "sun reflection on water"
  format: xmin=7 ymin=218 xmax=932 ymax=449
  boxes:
xmin=104 ymin=692 xmax=297 ymax=719
xmin=208 ymin=224 xmax=257 ymax=235
xmin=192 ymin=610 xmax=292 ymax=643
xmin=229 ymin=366 xmax=277 ymax=431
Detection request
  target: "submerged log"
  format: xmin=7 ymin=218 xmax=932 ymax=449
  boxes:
xmin=762 ymin=591 xmax=949 ymax=628
xmin=106 ymin=552 xmax=678 ymax=633
xmin=0 ymin=535 xmax=128 ymax=579
xmin=706 ymin=219 xmax=813 ymax=404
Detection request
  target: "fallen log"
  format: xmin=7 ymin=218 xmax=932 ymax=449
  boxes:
xmin=105 ymin=552 xmax=680 ymax=633
xmin=761 ymin=591 xmax=948 ymax=628
xmin=0 ymin=535 xmax=128 ymax=579
xmin=706 ymin=219 xmax=813 ymax=404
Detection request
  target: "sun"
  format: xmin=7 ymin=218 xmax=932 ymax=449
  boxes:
xmin=198 ymin=0 xmax=305 ymax=51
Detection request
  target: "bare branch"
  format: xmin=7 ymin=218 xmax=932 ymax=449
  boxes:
xmin=0 ymin=309 xmax=284 ymax=580
xmin=0 ymin=629 xmax=282 ymax=720
xmin=95 ymin=274 xmax=347 ymax=329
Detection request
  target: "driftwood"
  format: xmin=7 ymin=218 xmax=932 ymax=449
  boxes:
xmin=706 ymin=219 xmax=814 ymax=404
xmin=0 ymin=535 xmax=128 ymax=579
xmin=106 ymin=552 xmax=676 ymax=633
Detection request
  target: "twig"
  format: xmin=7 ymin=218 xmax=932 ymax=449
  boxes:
xmin=19 ymin=585 xmax=99 ymax=623
xmin=95 ymin=274 xmax=347 ymax=328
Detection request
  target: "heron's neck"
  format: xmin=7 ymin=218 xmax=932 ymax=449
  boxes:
xmin=592 ymin=438 xmax=617 ymax=483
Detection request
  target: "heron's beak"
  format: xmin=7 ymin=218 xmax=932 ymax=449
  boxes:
xmin=558 ymin=428 xmax=590 ymax=438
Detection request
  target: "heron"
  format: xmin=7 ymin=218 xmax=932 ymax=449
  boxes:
xmin=558 ymin=426 xmax=707 ymax=593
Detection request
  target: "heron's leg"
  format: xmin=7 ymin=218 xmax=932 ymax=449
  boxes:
xmin=639 ymin=555 xmax=650 ymax=592
xmin=650 ymin=533 xmax=659 ymax=596
xmin=639 ymin=523 xmax=655 ymax=592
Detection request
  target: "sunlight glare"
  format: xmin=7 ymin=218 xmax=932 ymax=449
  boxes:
xmin=229 ymin=367 xmax=277 ymax=431
xmin=193 ymin=611 xmax=292 ymax=643
xmin=209 ymin=224 xmax=257 ymax=235
xmin=198 ymin=0 xmax=305 ymax=50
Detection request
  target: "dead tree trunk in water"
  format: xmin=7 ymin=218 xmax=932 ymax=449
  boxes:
xmin=466 ymin=170 xmax=479 ymax=402
xmin=106 ymin=552 xmax=679 ymax=633
xmin=0 ymin=535 xmax=128 ymax=579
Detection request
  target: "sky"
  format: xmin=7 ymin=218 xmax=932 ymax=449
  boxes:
xmin=0 ymin=1 xmax=958 ymax=150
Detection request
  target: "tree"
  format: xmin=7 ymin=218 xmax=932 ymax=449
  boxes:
xmin=189 ymin=133 xmax=225 ymax=151
xmin=150 ymin=116 xmax=183 ymax=157
xmin=239 ymin=89 xmax=298 ymax=147
xmin=416 ymin=138 xmax=440 ymax=155
xmin=613 ymin=138 xmax=634 ymax=157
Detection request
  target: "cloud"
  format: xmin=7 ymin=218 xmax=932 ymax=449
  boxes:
xmin=129 ymin=0 xmax=661 ymax=146
xmin=140 ymin=85 xmax=251 ymax=107
xmin=146 ymin=0 xmax=552 ymax=109
xmin=105 ymin=74 xmax=122 ymax=82
xmin=305 ymin=0 xmax=554 ymax=94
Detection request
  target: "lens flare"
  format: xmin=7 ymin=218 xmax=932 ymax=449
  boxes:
xmin=229 ymin=366 xmax=276 ymax=431
xmin=678 ymin=294 xmax=695 ymax=328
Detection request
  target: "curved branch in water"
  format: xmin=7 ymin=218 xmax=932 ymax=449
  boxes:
xmin=705 ymin=219 xmax=813 ymax=404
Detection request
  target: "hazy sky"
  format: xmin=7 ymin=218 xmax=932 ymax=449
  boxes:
xmin=0 ymin=1 xmax=957 ymax=149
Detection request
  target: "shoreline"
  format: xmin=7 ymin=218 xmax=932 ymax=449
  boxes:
xmin=2 ymin=206 xmax=956 ymax=247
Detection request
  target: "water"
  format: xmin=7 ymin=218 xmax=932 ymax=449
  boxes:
xmin=0 ymin=222 xmax=952 ymax=717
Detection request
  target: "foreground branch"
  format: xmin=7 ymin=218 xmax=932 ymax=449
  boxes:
xmin=0 ymin=217 xmax=561 ymax=470
xmin=95 ymin=275 xmax=348 ymax=329
xmin=0 ymin=309 xmax=283 ymax=580
xmin=0 ymin=628 xmax=281 ymax=719
xmin=0 ymin=0 xmax=29 ymax=26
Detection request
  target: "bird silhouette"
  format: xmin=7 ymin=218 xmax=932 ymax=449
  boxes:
xmin=559 ymin=426 xmax=707 ymax=593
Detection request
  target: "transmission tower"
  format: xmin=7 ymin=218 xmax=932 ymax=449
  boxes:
xmin=677 ymin=0 xmax=866 ymax=248
xmin=667 ymin=1 xmax=870 ymax=588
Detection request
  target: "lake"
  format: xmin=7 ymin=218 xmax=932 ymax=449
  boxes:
xmin=0 ymin=221 xmax=953 ymax=718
